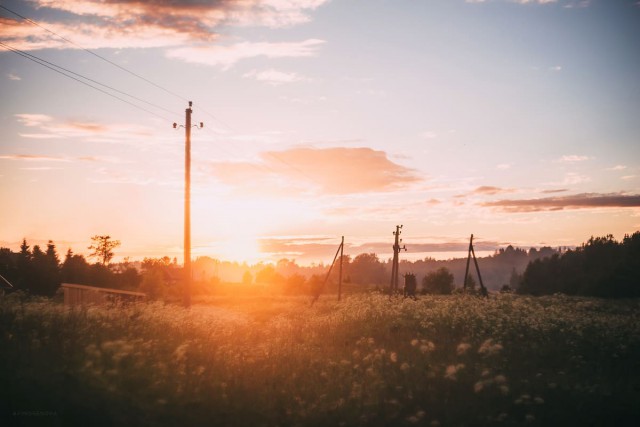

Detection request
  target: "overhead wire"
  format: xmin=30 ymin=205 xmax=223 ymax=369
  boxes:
xmin=0 ymin=41 xmax=174 ymax=122
xmin=0 ymin=42 xmax=179 ymax=119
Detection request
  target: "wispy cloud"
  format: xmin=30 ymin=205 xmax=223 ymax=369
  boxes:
xmin=0 ymin=154 xmax=69 ymax=162
xmin=166 ymin=39 xmax=325 ymax=69
xmin=482 ymin=193 xmax=640 ymax=212
xmin=211 ymin=147 xmax=420 ymax=195
xmin=560 ymin=172 xmax=591 ymax=185
xmin=467 ymin=0 xmax=558 ymax=4
xmin=607 ymin=165 xmax=627 ymax=171
xmin=512 ymin=0 xmax=558 ymax=4
xmin=555 ymin=154 xmax=590 ymax=163
xmin=540 ymin=188 xmax=568 ymax=194
xmin=7 ymin=72 xmax=21 ymax=81
xmin=0 ymin=153 xmax=109 ymax=163
xmin=259 ymin=236 xmax=342 ymax=259
xmin=14 ymin=113 xmax=153 ymax=143
xmin=243 ymin=68 xmax=311 ymax=85
xmin=260 ymin=236 xmax=501 ymax=260
xmin=472 ymin=186 xmax=515 ymax=195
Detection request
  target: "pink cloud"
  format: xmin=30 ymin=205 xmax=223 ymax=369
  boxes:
xmin=1 ymin=1 xmax=330 ymax=51
xmin=481 ymin=193 xmax=640 ymax=213
xmin=211 ymin=147 xmax=420 ymax=195
xmin=166 ymin=39 xmax=325 ymax=69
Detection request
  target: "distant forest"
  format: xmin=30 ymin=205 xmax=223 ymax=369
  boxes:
xmin=1 ymin=232 xmax=638 ymax=299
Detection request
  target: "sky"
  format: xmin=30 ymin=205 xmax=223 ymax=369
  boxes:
xmin=1 ymin=0 xmax=639 ymax=265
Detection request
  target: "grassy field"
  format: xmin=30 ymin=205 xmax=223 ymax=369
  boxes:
xmin=1 ymin=292 xmax=639 ymax=426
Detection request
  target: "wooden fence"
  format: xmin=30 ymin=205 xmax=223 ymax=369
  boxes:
xmin=61 ymin=283 xmax=146 ymax=307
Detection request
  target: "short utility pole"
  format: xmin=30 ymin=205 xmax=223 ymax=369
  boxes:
xmin=174 ymin=101 xmax=203 ymax=308
xmin=463 ymin=234 xmax=488 ymax=297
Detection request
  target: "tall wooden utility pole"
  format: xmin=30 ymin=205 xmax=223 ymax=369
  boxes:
xmin=390 ymin=225 xmax=406 ymax=294
xmin=174 ymin=101 xmax=203 ymax=308
xmin=184 ymin=102 xmax=192 ymax=308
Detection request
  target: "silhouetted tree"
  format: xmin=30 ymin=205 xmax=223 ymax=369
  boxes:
xmin=26 ymin=242 xmax=60 ymax=296
xmin=422 ymin=267 xmax=454 ymax=295
xmin=61 ymin=249 xmax=91 ymax=285
xmin=0 ymin=247 xmax=18 ymax=289
xmin=88 ymin=235 xmax=121 ymax=266
xmin=16 ymin=239 xmax=31 ymax=290
xmin=350 ymin=253 xmax=384 ymax=286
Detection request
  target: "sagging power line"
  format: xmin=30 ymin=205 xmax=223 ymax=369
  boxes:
xmin=0 ymin=41 xmax=176 ymax=122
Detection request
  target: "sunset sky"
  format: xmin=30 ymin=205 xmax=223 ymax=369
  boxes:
xmin=1 ymin=0 xmax=639 ymax=265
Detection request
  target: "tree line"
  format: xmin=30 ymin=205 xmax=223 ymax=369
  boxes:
xmin=0 ymin=236 xmax=140 ymax=296
xmin=2 ymin=232 xmax=637 ymax=299
xmin=518 ymin=232 xmax=640 ymax=298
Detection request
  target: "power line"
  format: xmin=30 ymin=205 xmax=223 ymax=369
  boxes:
xmin=0 ymin=3 xmax=189 ymax=103
xmin=1 ymin=42 xmax=180 ymax=119
xmin=0 ymin=41 xmax=174 ymax=122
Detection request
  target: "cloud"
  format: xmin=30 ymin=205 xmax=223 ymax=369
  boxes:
xmin=555 ymin=154 xmax=590 ymax=163
xmin=0 ymin=16 xmax=196 ymax=51
xmin=14 ymin=113 xmax=153 ymax=142
xmin=467 ymin=0 xmax=558 ymax=4
xmin=211 ymin=147 xmax=421 ymax=195
xmin=540 ymin=188 xmax=568 ymax=194
xmin=165 ymin=39 xmax=325 ymax=69
xmin=607 ymin=165 xmax=627 ymax=171
xmin=473 ymin=186 xmax=515 ymax=195
xmin=243 ymin=68 xmax=310 ymax=85
xmin=0 ymin=154 xmax=108 ymax=163
xmin=481 ymin=193 xmax=640 ymax=213
xmin=259 ymin=236 xmax=342 ymax=259
xmin=496 ymin=163 xmax=512 ymax=170
xmin=512 ymin=0 xmax=558 ymax=4
xmin=560 ymin=172 xmax=590 ymax=185
xmin=564 ymin=0 xmax=590 ymax=8
xmin=1 ymin=1 xmax=329 ymax=50
xmin=15 ymin=114 xmax=53 ymax=127
xmin=260 ymin=236 xmax=501 ymax=260
xmin=0 ymin=154 xmax=69 ymax=162
xmin=7 ymin=72 xmax=21 ymax=80
xmin=421 ymin=131 xmax=438 ymax=140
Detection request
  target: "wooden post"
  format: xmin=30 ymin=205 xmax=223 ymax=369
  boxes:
xmin=311 ymin=238 xmax=344 ymax=306
xmin=463 ymin=234 xmax=473 ymax=291
xmin=338 ymin=236 xmax=344 ymax=301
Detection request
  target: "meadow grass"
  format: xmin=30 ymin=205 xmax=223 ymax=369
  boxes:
xmin=1 ymin=292 xmax=639 ymax=426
